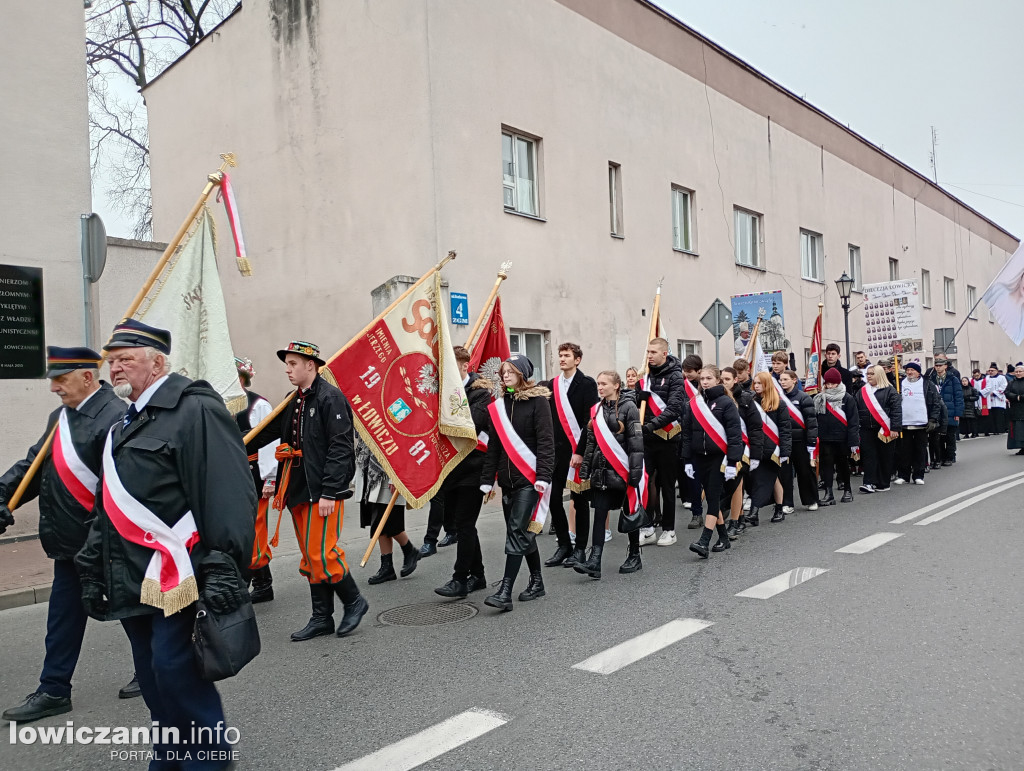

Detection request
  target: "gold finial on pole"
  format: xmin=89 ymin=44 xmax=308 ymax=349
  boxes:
xmin=466 ymin=260 xmax=512 ymax=353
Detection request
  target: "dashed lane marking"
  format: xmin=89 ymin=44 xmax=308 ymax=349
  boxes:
xmin=735 ymin=567 xmax=829 ymax=599
xmin=889 ymin=471 xmax=1024 ymax=524
xmin=572 ymin=618 xmax=714 ymax=674
xmin=915 ymin=478 xmax=1024 ymax=526
xmin=835 ymin=532 xmax=904 ymax=554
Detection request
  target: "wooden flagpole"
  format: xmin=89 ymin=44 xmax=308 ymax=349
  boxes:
xmin=7 ymin=154 xmax=238 ymax=511
xmin=744 ymin=317 xmax=763 ymax=369
xmin=637 ymin=281 xmax=664 ymax=424
xmin=360 ymin=490 xmax=400 ymax=567
xmin=465 ymin=261 xmax=511 ymax=354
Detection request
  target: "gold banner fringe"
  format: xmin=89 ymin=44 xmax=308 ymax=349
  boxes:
xmin=527 ymin=521 xmax=544 ymax=534
xmin=566 ymin=479 xmax=591 ymax=494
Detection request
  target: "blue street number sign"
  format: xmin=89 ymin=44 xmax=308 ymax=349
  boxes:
xmin=451 ymin=292 xmax=469 ymax=325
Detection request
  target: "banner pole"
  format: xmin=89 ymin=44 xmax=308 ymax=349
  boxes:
xmin=360 ymin=490 xmax=400 ymax=567
xmin=638 ymin=282 xmax=663 ymax=424
xmin=8 ymin=154 xmax=237 ymax=511
xmin=465 ymin=261 xmax=511 ymax=354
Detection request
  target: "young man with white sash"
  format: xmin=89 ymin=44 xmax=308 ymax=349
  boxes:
xmin=814 ymin=367 xmax=861 ymax=504
xmin=778 ymin=370 xmax=820 ymax=513
xmin=76 ymin=320 xmax=256 ymax=768
xmin=540 ymin=342 xmax=598 ymax=568
xmin=0 ymin=347 xmax=137 ymax=723
xmin=480 ymin=355 xmax=555 ymax=612
xmin=856 ymin=364 xmax=903 ymax=493
xmin=896 ymin=362 xmax=940 ymax=485
xmin=680 ymin=354 xmax=706 ymax=531
xmin=720 ymin=367 xmax=763 ymax=538
xmin=637 ymin=338 xmax=687 ymax=547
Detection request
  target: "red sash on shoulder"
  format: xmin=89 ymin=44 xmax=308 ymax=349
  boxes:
xmin=553 ymin=376 xmax=588 ymax=492
xmin=825 ymin=401 xmax=848 ymax=426
xmin=590 ymin=403 xmax=648 ymax=513
xmin=52 ymin=408 xmax=99 ymax=511
xmin=755 ymin=403 xmax=782 ymax=465
xmin=862 ymin=387 xmax=893 ymax=437
xmin=639 ymin=376 xmax=680 ymax=439
xmin=978 ymin=377 xmax=989 ymax=415
xmin=690 ymin=393 xmax=729 ymax=454
xmin=476 ymin=431 xmax=489 ymax=452
xmin=773 ymin=378 xmax=805 ymax=429
xmin=487 ymin=400 xmax=552 ymax=533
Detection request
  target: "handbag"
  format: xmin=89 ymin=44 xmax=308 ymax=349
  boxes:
xmin=192 ymin=552 xmax=261 ymax=682
xmin=617 ymin=487 xmax=651 ymax=534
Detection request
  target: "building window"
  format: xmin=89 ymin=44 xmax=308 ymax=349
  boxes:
xmin=509 ymin=329 xmax=547 ymax=380
xmin=800 ymin=229 xmax=824 ymax=282
xmin=672 ymin=186 xmax=694 ymax=252
xmin=848 ymin=245 xmax=862 ymax=292
xmin=608 ymin=163 xmax=623 ymax=236
xmin=971 ymin=360 xmax=980 ymax=374
xmin=734 ymin=208 xmax=762 ymax=268
xmin=967 ymin=285 xmax=978 ymax=319
xmin=943 ymin=277 xmax=955 ymax=312
xmin=678 ymin=340 xmax=702 ymax=360
xmin=921 ymin=269 xmax=931 ymax=307
xmin=889 ymin=258 xmax=900 ymax=280
xmin=502 ymin=130 xmax=538 ymax=216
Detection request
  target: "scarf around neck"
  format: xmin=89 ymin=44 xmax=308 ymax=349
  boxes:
xmin=814 ymin=383 xmax=847 ymax=414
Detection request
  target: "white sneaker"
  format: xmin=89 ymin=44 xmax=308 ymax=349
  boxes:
xmin=913 ymin=478 xmax=925 ymax=485
xmin=604 ymin=529 xmax=612 ymax=543
xmin=639 ymin=527 xmax=658 ymax=546
xmin=807 ymin=503 xmax=818 ymax=511
xmin=893 ymin=478 xmax=906 ymax=485
xmin=859 ymin=484 xmax=875 ymax=494
xmin=683 ymin=501 xmax=692 ymax=510
xmin=657 ymin=530 xmax=677 ymax=546
xmin=782 ymin=506 xmax=795 ymax=515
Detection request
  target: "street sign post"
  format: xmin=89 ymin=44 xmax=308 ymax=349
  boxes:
xmin=450 ymin=292 xmax=469 ymax=326
xmin=700 ymin=298 xmax=734 ymax=366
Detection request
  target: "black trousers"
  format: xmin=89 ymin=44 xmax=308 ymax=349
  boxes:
xmin=941 ymin=423 xmax=958 ymax=461
xmin=961 ymin=417 xmax=977 ymax=437
xmin=502 ymin=486 xmax=541 ymax=557
xmin=992 ymin=408 xmax=1008 ymax=434
xmin=749 ymin=459 xmax=781 ymax=508
xmin=38 ymin=559 xmax=89 ymax=698
xmin=424 ymin=494 xmax=456 ymax=544
xmin=781 ymin=442 xmax=818 ymax=506
xmin=590 ymin=488 xmax=624 ymax=548
xmin=818 ymin=441 xmax=851 ymax=492
xmin=644 ymin=438 xmax=679 ymax=530
xmin=693 ymin=454 xmax=726 ymax=522
xmin=548 ymin=451 xmax=591 ymax=549
xmin=446 ymin=485 xmax=485 ymax=582
xmin=899 ymin=428 xmax=929 ymax=481
xmin=862 ymin=432 xmax=895 ymax=488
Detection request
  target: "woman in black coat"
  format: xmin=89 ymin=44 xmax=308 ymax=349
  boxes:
xmin=961 ymin=377 xmax=980 ymax=439
xmin=1006 ymin=365 xmax=1024 ymax=453
xmin=577 ymin=371 xmax=644 ymax=578
xmin=480 ymin=355 xmax=554 ymax=612
xmin=747 ymin=371 xmax=792 ymax=525
xmin=814 ymin=367 xmax=860 ymax=504
xmin=857 ymin=365 xmax=902 ymax=493
xmin=721 ymin=367 xmax=763 ymax=538
xmin=679 ymin=367 xmax=744 ymax=558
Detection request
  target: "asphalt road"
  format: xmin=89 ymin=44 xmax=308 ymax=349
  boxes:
xmin=1 ymin=435 xmax=1022 ymax=771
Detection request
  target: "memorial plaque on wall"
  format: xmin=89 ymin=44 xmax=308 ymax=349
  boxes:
xmin=0 ymin=265 xmax=45 ymax=379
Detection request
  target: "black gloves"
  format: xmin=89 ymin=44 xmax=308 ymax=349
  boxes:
xmin=0 ymin=503 xmax=14 ymax=536
xmin=80 ymin=580 xmax=109 ymax=620
xmin=199 ymin=552 xmax=248 ymax=615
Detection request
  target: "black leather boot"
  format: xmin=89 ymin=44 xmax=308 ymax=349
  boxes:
xmin=840 ymin=487 xmax=854 ymax=503
xmin=687 ymin=512 xmax=702 ymax=529
xmin=291 ymin=584 xmax=335 ymax=641
xmin=744 ymin=507 xmax=759 ymax=527
xmin=712 ymin=523 xmax=731 ymax=552
xmin=573 ymin=545 xmax=603 ymax=579
xmin=368 ymin=554 xmax=397 ymax=585
xmin=2 ymin=692 xmax=72 ymax=723
xmin=726 ymin=520 xmax=739 ymax=540
xmin=518 ymin=570 xmax=546 ymax=601
xmin=689 ymin=526 xmax=713 ymax=559
xmin=544 ymin=544 xmax=573 ymax=567
xmin=770 ymin=504 xmax=785 ymax=523
xmin=399 ymin=541 xmax=420 ymax=578
xmin=250 ymin=565 xmax=274 ymax=603
xmin=564 ymin=546 xmax=586 ymax=568
xmin=484 ymin=577 xmax=514 ymax=611
xmin=466 ymin=575 xmax=487 ymax=593
xmin=821 ymin=488 xmax=836 ymax=506
xmin=434 ymin=579 xmax=468 ymax=598
xmin=334 ymin=573 xmax=369 ymax=637
xmin=619 ymin=543 xmax=642 ymax=573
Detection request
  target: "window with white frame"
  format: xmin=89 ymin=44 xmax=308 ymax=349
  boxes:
xmin=678 ymin=340 xmax=702 ymax=360
xmin=734 ymin=207 xmax=762 ymax=268
xmin=967 ymin=285 xmax=978 ymax=319
xmin=971 ymin=359 xmax=980 ymax=374
xmin=921 ymin=269 xmax=931 ymax=307
xmin=609 ymin=163 xmax=623 ymax=236
xmin=508 ymin=329 xmax=547 ymax=380
xmin=502 ymin=130 xmax=539 ymax=216
xmin=801 ymin=229 xmax=824 ymax=281
xmin=672 ymin=186 xmax=694 ymax=252
xmin=889 ymin=258 xmax=900 ymax=280
xmin=943 ymin=276 xmax=955 ymax=312
xmin=848 ymin=245 xmax=862 ymax=291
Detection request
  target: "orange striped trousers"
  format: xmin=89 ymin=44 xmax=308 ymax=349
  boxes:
xmin=289 ymin=501 xmax=349 ymax=584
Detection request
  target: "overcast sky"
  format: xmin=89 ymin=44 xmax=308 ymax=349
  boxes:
xmin=655 ymin=0 xmax=1024 ymax=241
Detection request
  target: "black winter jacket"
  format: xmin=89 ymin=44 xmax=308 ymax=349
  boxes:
xmin=783 ymin=386 xmax=819 ymax=447
xmin=961 ymin=385 xmax=980 ymax=419
xmin=815 ymin=390 xmax=861 ymax=448
xmin=443 ymin=374 xmax=494 ymax=489
xmin=679 ymin=385 xmax=744 ymax=466
xmin=76 ymin=375 xmax=257 ymax=620
xmin=731 ymin=382 xmax=764 ymax=463
xmin=754 ymin=394 xmax=793 ymax=461
xmin=639 ymin=355 xmax=687 ymax=439
xmin=1007 ymin=377 xmax=1024 ymax=421
xmin=580 ymin=392 xmax=644 ymax=491
xmin=480 ymin=385 xmax=555 ymax=491
xmin=821 ymin=361 xmax=854 ymax=389
xmin=858 ymin=385 xmax=903 ymax=435
xmin=0 ymin=383 xmax=125 ymax=560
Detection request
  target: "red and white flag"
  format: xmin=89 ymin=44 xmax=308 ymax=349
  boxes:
xmin=468 ymin=296 xmax=511 ymax=398
xmin=216 ymin=172 xmax=251 ymax=276
xmin=804 ymin=311 xmax=822 ymax=394
xmin=328 ymin=271 xmax=477 ymax=507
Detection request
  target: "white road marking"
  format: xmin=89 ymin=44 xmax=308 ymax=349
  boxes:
xmin=333 ymin=708 xmax=510 ymax=771
xmin=889 ymin=470 xmax=1024 ymax=524
xmin=915 ymin=478 xmax=1024 ymax=526
xmin=572 ymin=618 xmax=714 ymax=674
xmin=835 ymin=532 xmax=903 ymax=554
xmin=735 ymin=567 xmax=829 ymax=599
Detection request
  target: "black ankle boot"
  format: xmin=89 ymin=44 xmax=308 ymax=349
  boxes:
xmin=564 ymin=546 xmax=586 ymax=568
xmin=573 ymin=545 xmax=603 ymax=579
xmin=518 ymin=570 xmax=546 ymax=601
xmin=368 ymin=554 xmax=397 ymax=585
xmin=291 ymin=584 xmax=335 ymax=641
xmin=545 ymin=544 xmax=573 ymax=567
xmin=334 ymin=573 xmax=369 ymax=638
xmin=250 ymin=565 xmax=274 ymax=603
xmin=821 ymin=488 xmax=836 ymax=506
xmin=771 ymin=504 xmax=785 ymax=523
xmin=734 ymin=517 xmax=747 ymax=535
xmin=744 ymin=508 xmax=759 ymax=527
xmin=484 ymin=577 xmax=514 ymax=611
xmin=840 ymin=487 xmax=854 ymax=503
xmin=725 ymin=520 xmax=738 ymax=540
xmin=712 ymin=524 xmax=731 ymax=552
xmin=399 ymin=541 xmax=420 ymax=578
xmin=435 ymin=579 xmax=468 ymax=598
xmin=619 ymin=543 xmax=642 ymax=574
xmin=689 ymin=527 xmax=713 ymax=559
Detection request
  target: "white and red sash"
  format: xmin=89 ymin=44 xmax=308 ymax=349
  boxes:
xmin=52 ymin=409 xmax=99 ymax=511
xmin=977 ymin=377 xmax=989 ymax=415
xmin=487 ymin=401 xmax=552 ymax=533
xmin=590 ymin=403 xmax=649 ymax=514
xmin=862 ymin=387 xmax=893 ymax=437
xmin=101 ymin=430 xmax=200 ymax=616
xmin=773 ymin=378 xmax=805 ymax=429
xmin=639 ymin=376 xmax=680 ymax=439
xmin=476 ymin=431 xmax=489 ymax=453
xmin=755 ymin=403 xmax=782 ymax=465
xmin=690 ymin=394 xmax=729 ymax=454
xmin=825 ymin=401 xmax=848 ymax=426
xmin=738 ymin=417 xmax=751 ymax=464
xmin=553 ymin=376 xmax=588 ymax=492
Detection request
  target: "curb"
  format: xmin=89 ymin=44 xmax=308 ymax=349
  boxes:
xmin=0 ymin=532 xmax=40 ymax=546
xmin=0 ymin=583 xmax=52 ymax=611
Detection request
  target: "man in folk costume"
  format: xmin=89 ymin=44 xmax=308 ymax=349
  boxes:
xmin=234 ymin=356 xmax=277 ymax=603
xmin=540 ymin=342 xmax=599 ymax=568
xmin=0 ymin=347 xmax=139 ymax=723
xmin=75 ymin=320 xmax=256 ymax=766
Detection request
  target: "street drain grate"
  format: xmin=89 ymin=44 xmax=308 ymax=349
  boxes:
xmin=377 ymin=602 xmax=478 ymax=627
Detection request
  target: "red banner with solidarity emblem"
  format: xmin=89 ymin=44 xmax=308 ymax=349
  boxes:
xmin=327 ymin=271 xmax=476 ymax=507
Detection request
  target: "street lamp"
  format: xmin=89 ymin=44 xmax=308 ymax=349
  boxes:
xmin=835 ymin=271 xmax=855 ymax=368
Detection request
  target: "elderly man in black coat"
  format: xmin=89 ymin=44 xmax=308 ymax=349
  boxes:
xmin=77 ymin=320 xmax=256 ymax=770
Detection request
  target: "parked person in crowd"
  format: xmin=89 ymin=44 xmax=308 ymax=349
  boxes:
xmin=746 ymin=371 xmax=791 ymax=526
xmin=980 ymin=363 xmax=1009 ymax=435
xmin=814 ymin=367 xmax=859 ymax=504
xmin=357 ymin=440 xmax=417 ymax=584
xmin=929 ymin=355 xmax=964 ymax=464
xmin=732 ymin=358 xmax=753 ymax=391
xmin=821 ymin=343 xmax=854 ymax=389
xmin=961 ymin=377 xmax=980 ymax=439
xmin=778 ymin=370 xmax=820 ymax=513
xmin=624 ymin=366 xmax=640 ymax=397
xmin=928 ymin=397 xmax=948 ymax=470
xmin=858 ymin=365 xmax=902 ymax=493
xmin=850 ymin=351 xmax=872 ymax=378
xmin=1007 ymin=364 xmax=1024 ymax=456
xmin=896 ymin=363 xmax=940 ymax=485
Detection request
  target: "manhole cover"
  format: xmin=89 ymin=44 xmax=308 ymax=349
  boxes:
xmin=377 ymin=602 xmax=478 ymax=627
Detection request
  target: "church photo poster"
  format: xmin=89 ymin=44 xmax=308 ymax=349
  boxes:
xmin=730 ymin=290 xmax=788 ymax=355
